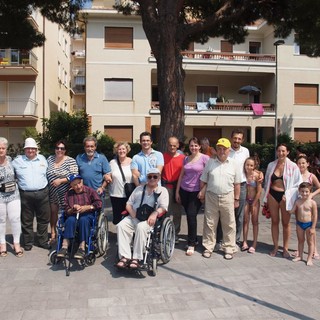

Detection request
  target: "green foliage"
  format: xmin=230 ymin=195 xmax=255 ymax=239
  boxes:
xmin=0 ymin=1 xmax=88 ymax=49
xmin=39 ymin=110 xmax=89 ymax=158
xmin=94 ymin=132 xmax=116 ymax=161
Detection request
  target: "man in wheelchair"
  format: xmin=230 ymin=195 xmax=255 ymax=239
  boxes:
xmin=57 ymin=174 xmax=102 ymax=260
xmin=116 ymin=168 xmax=169 ymax=269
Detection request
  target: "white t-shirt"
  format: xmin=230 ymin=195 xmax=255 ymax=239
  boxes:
xmin=229 ymin=146 xmax=250 ymax=183
xmin=109 ymin=159 xmax=133 ymax=198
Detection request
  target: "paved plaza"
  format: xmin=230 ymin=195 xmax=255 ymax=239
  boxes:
xmin=1 ymin=194 xmax=320 ymax=320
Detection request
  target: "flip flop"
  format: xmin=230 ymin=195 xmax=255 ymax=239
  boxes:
xmin=313 ymin=253 xmax=320 ymax=260
xmin=248 ymin=247 xmax=255 ymax=254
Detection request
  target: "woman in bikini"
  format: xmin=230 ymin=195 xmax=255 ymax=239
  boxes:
xmin=242 ymin=157 xmax=263 ymax=253
xmin=263 ymin=143 xmax=302 ymax=258
xmin=296 ymin=155 xmax=320 ymax=259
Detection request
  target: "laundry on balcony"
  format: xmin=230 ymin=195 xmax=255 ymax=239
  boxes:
xmin=251 ymin=103 xmax=264 ymax=115
xmin=208 ymin=97 xmax=217 ymax=109
xmin=196 ymin=102 xmax=209 ymax=111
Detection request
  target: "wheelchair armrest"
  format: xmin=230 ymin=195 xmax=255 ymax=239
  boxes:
xmin=121 ymin=210 xmax=129 ymax=217
xmin=157 ymin=210 xmax=167 ymax=218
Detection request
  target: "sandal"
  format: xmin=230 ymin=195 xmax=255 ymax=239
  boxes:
xmin=202 ymin=249 xmax=212 ymax=258
xmin=313 ymin=253 xmax=320 ymax=260
xmin=248 ymin=247 xmax=255 ymax=254
xmin=241 ymin=245 xmax=249 ymax=252
xmin=129 ymin=259 xmax=140 ymax=269
xmin=0 ymin=251 xmax=7 ymax=257
xmin=116 ymin=257 xmax=130 ymax=269
xmin=14 ymin=249 xmax=24 ymax=258
xmin=186 ymin=246 xmax=195 ymax=256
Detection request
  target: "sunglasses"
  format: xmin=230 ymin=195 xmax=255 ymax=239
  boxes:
xmin=147 ymin=175 xmax=159 ymax=180
xmin=55 ymin=147 xmax=66 ymax=151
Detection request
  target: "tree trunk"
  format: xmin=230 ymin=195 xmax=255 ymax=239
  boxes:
xmin=156 ymin=49 xmax=185 ymax=152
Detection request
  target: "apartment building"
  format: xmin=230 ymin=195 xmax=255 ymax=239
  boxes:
xmin=0 ymin=10 xmax=71 ymax=145
xmin=82 ymin=2 xmax=320 ymax=144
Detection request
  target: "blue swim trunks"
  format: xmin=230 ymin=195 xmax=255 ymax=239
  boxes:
xmin=296 ymin=220 xmax=312 ymax=230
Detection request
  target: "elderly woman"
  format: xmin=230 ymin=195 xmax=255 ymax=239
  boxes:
xmin=116 ymin=168 xmax=169 ymax=269
xmin=263 ymin=143 xmax=302 ymax=258
xmin=47 ymin=140 xmax=78 ymax=243
xmin=109 ymin=142 xmax=133 ymax=225
xmin=0 ymin=137 xmax=23 ymax=257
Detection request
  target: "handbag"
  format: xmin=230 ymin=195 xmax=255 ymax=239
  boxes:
xmin=0 ymin=181 xmax=16 ymax=193
xmin=136 ymin=185 xmax=161 ymax=221
xmin=117 ymin=157 xmax=135 ymax=199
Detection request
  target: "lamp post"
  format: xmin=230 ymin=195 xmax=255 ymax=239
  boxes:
xmin=274 ymin=39 xmax=285 ymax=156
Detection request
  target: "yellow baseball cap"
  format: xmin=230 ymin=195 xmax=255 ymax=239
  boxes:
xmin=216 ymin=138 xmax=231 ymax=148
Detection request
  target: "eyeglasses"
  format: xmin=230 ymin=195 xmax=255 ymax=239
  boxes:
xmin=55 ymin=147 xmax=66 ymax=151
xmin=147 ymin=175 xmax=159 ymax=180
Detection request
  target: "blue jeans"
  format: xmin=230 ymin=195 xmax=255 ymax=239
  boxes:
xmin=235 ymin=183 xmax=247 ymax=243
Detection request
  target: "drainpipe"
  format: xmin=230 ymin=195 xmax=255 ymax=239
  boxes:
xmin=42 ymin=16 xmax=46 ymax=133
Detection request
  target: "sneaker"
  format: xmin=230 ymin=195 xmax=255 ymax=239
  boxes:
xmin=57 ymin=247 xmax=68 ymax=258
xmin=74 ymin=248 xmax=85 ymax=260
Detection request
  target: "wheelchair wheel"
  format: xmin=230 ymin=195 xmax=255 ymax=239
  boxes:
xmin=85 ymin=252 xmax=96 ymax=266
xmin=152 ymin=258 xmax=157 ymax=276
xmin=160 ymin=217 xmax=175 ymax=263
xmin=49 ymin=250 xmax=62 ymax=265
xmin=97 ymin=213 xmax=108 ymax=257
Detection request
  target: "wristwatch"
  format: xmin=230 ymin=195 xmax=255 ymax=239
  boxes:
xmin=90 ymin=205 xmax=94 ymax=210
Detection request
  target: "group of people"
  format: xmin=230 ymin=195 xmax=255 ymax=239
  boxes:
xmin=0 ymin=136 xmax=109 ymax=259
xmin=0 ymin=129 xmax=318 ymax=268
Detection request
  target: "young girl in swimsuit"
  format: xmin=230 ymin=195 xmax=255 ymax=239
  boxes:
xmin=296 ymin=155 xmax=320 ymax=259
xmin=242 ymin=157 xmax=263 ymax=253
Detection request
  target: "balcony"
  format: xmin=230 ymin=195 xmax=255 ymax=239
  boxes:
xmin=71 ymin=50 xmax=85 ymax=58
xmin=149 ymin=50 xmax=276 ymax=68
xmin=0 ymin=50 xmax=38 ymax=76
xmin=0 ymin=98 xmax=38 ymax=119
xmin=150 ymin=101 xmax=275 ymax=116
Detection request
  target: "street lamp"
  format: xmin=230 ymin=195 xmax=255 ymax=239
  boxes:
xmin=274 ymin=39 xmax=285 ymax=156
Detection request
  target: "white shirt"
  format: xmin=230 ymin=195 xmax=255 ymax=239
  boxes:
xmin=229 ymin=145 xmax=250 ymax=183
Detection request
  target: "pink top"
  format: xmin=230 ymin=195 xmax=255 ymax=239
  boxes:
xmin=181 ymin=154 xmax=209 ymax=192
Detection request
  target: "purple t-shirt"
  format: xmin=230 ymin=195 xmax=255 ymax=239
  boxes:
xmin=181 ymin=154 xmax=209 ymax=192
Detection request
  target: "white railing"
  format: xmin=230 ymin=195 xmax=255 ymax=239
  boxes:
xmin=0 ymin=98 xmax=38 ymax=116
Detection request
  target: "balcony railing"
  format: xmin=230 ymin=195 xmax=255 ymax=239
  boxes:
xmin=182 ymin=51 xmax=275 ymax=62
xmin=0 ymin=98 xmax=38 ymax=117
xmin=151 ymin=50 xmax=275 ymax=63
xmin=151 ymin=101 xmax=274 ymax=112
xmin=0 ymin=49 xmax=38 ymax=69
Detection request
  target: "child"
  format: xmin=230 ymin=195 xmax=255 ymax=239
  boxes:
xmin=290 ymin=182 xmax=318 ymax=266
xmin=242 ymin=157 xmax=263 ymax=253
xmin=296 ymin=155 xmax=320 ymax=259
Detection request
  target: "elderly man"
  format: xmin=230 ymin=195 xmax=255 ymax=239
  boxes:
xmin=199 ymin=138 xmax=241 ymax=260
xmin=57 ymin=174 xmax=102 ymax=259
xmin=76 ymin=136 xmax=111 ymax=208
xmin=116 ymin=168 xmax=169 ymax=269
xmin=161 ymin=136 xmax=185 ymax=242
xmin=12 ymin=137 xmax=50 ymax=251
xmin=131 ymin=132 xmax=164 ymax=186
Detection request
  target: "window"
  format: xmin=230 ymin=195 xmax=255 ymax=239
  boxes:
xmin=220 ymin=40 xmax=233 ymax=53
xmin=104 ymin=27 xmax=133 ymax=49
xmin=104 ymin=126 xmax=133 ymax=143
xmin=294 ymin=34 xmax=307 ymax=55
xmin=249 ymin=42 xmax=261 ymax=54
xmin=104 ymin=78 xmax=133 ymax=100
xmin=294 ymin=128 xmax=318 ymax=143
xmin=196 ymin=86 xmax=218 ymax=102
xmin=294 ymin=84 xmax=318 ymax=105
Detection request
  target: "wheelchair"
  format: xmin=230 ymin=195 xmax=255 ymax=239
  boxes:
xmin=117 ymin=212 xmax=175 ymax=276
xmin=143 ymin=215 xmax=175 ymax=276
xmin=49 ymin=209 xmax=108 ymax=276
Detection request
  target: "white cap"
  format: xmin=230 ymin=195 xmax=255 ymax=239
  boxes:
xmin=24 ymin=137 xmax=38 ymax=149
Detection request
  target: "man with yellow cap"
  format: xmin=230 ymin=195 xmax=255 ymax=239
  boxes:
xmin=199 ymin=138 xmax=241 ymax=260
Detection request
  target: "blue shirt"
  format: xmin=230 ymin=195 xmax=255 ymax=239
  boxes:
xmin=76 ymin=152 xmax=111 ymax=190
xmin=12 ymin=154 xmax=48 ymax=191
xmin=131 ymin=149 xmax=164 ymax=184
